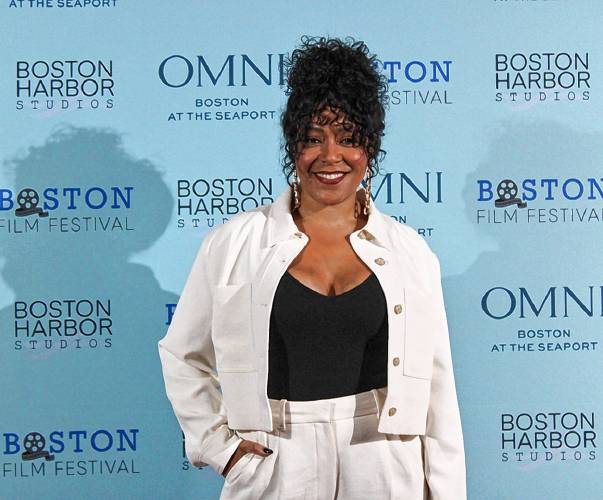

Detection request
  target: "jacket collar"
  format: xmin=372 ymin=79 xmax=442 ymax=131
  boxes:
xmin=262 ymin=185 xmax=393 ymax=250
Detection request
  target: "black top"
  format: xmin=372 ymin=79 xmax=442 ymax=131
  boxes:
xmin=267 ymin=269 xmax=388 ymax=401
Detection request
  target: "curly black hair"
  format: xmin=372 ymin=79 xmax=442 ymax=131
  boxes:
xmin=280 ymin=35 xmax=389 ymax=186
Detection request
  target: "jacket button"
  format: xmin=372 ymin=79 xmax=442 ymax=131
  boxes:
xmin=388 ymin=407 xmax=397 ymax=416
xmin=392 ymin=357 xmax=400 ymax=366
xmin=358 ymin=229 xmax=375 ymax=241
xmin=394 ymin=304 xmax=403 ymax=314
xmin=374 ymin=257 xmax=386 ymax=266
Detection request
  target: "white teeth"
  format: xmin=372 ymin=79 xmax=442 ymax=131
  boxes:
xmin=315 ymin=172 xmax=345 ymax=179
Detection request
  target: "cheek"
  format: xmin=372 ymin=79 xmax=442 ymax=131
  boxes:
xmin=297 ymin=149 xmax=319 ymax=167
xmin=345 ymin=149 xmax=368 ymax=167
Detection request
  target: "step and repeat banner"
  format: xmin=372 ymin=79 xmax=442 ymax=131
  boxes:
xmin=1 ymin=1 xmax=601 ymax=499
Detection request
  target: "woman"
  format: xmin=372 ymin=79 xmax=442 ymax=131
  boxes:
xmin=158 ymin=36 xmax=466 ymax=499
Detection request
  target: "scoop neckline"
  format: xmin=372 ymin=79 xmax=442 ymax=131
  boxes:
xmin=284 ymin=270 xmax=375 ymax=299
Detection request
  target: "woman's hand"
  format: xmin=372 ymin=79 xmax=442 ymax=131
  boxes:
xmin=221 ymin=439 xmax=274 ymax=478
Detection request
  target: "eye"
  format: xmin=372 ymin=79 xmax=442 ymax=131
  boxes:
xmin=304 ymin=136 xmax=320 ymax=144
xmin=340 ymin=136 xmax=354 ymax=145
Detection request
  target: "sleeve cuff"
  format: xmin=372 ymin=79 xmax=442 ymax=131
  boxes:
xmin=210 ymin=435 xmax=244 ymax=476
xmin=191 ymin=428 xmax=243 ymax=476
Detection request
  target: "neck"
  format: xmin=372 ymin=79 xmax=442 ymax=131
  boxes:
xmin=293 ymin=188 xmax=368 ymax=232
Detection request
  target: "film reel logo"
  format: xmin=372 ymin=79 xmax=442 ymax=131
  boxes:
xmin=14 ymin=187 xmax=49 ymax=217
xmin=21 ymin=431 xmax=55 ymax=461
xmin=494 ymin=179 xmax=527 ymax=208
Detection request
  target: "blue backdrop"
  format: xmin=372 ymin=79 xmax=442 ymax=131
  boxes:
xmin=2 ymin=1 xmax=601 ymax=499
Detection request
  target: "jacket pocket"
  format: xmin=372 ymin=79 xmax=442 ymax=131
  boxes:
xmin=212 ymin=282 xmax=255 ymax=372
xmin=402 ymin=287 xmax=436 ymax=380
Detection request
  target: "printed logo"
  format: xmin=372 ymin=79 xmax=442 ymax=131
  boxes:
xmin=2 ymin=427 xmax=140 ymax=477
xmin=481 ymin=285 xmax=600 ymax=354
xmin=157 ymin=52 xmax=285 ymax=123
xmin=377 ymin=58 xmax=453 ymax=106
xmin=176 ymin=176 xmax=275 ymax=229
xmin=13 ymin=298 xmax=113 ymax=352
xmin=492 ymin=179 xmax=527 ymax=209
xmin=0 ymin=185 xmax=134 ymax=234
xmin=476 ymin=176 xmax=603 ymax=225
xmin=14 ymin=188 xmax=49 ymax=217
xmin=372 ymin=171 xmax=444 ymax=237
xmin=501 ymin=411 xmax=596 ymax=463
xmin=21 ymin=432 xmax=55 ymax=462
xmin=15 ymin=59 xmax=115 ymax=112
xmin=8 ymin=1 xmax=119 ymax=10
xmin=495 ymin=51 xmax=590 ymax=103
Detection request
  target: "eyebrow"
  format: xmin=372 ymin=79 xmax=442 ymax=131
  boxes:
xmin=308 ymin=122 xmax=355 ymax=130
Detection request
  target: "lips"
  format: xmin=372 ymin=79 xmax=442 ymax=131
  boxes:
xmin=313 ymin=171 xmax=348 ymax=185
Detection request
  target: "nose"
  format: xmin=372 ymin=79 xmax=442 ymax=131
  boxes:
xmin=320 ymin=136 xmax=342 ymax=164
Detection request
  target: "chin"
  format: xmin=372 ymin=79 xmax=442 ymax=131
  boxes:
xmin=312 ymin=190 xmax=356 ymax=205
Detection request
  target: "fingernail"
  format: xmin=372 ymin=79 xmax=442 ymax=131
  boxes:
xmin=263 ymin=447 xmax=273 ymax=454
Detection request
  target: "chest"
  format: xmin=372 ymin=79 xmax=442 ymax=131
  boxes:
xmin=272 ymin=269 xmax=388 ymax=343
xmin=286 ymin=235 xmax=374 ymax=297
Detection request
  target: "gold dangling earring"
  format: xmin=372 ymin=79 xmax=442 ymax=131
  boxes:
xmin=292 ymin=169 xmax=301 ymax=211
xmin=363 ymin=169 xmax=372 ymax=216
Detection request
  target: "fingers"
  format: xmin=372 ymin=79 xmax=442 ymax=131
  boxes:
xmin=221 ymin=439 xmax=274 ymax=477
xmin=239 ymin=439 xmax=273 ymax=457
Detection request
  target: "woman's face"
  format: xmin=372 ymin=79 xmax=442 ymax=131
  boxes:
xmin=294 ymin=107 xmax=368 ymax=208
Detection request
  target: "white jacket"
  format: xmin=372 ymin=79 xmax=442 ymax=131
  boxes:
xmin=158 ymin=186 xmax=466 ymax=499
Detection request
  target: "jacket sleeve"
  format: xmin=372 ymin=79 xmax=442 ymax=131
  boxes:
xmin=420 ymin=249 xmax=467 ymax=500
xmin=157 ymin=233 xmax=243 ymax=476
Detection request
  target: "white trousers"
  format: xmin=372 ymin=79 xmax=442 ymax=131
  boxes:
xmin=219 ymin=386 xmax=428 ymax=500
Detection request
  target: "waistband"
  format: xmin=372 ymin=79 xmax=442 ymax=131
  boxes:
xmin=268 ymin=386 xmax=388 ymax=431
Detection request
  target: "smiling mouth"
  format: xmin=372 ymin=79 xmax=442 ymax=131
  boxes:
xmin=313 ymin=171 xmax=348 ymax=179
